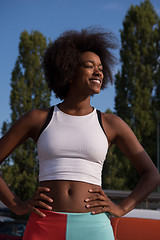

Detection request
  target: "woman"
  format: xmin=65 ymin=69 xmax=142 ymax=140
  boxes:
xmin=0 ymin=27 xmax=160 ymax=240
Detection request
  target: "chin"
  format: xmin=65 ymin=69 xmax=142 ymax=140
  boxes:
xmin=90 ymin=89 xmax=101 ymax=97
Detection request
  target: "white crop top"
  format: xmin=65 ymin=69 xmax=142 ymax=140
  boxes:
xmin=37 ymin=105 xmax=108 ymax=186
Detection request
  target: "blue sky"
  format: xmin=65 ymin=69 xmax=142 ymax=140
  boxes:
xmin=0 ymin=0 xmax=159 ymax=130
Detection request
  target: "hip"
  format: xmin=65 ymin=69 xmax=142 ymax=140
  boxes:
xmin=23 ymin=209 xmax=114 ymax=240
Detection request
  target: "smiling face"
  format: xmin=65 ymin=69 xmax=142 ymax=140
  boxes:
xmin=69 ymin=51 xmax=104 ymax=97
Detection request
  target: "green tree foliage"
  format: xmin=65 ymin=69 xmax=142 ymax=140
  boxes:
xmin=1 ymin=31 xmax=51 ymax=201
xmin=102 ymin=144 xmax=126 ymax=190
xmin=114 ymin=0 xmax=160 ymax=189
xmin=0 ymin=122 xmax=11 ymax=168
xmin=102 ymin=109 xmax=126 ymax=190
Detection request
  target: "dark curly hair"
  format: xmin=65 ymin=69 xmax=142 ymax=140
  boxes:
xmin=43 ymin=26 xmax=117 ymax=100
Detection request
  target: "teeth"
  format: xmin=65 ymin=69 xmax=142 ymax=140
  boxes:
xmin=90 ymin=79 xmax=101 ymax=83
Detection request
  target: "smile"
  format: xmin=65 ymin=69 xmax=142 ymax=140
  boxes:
xmin=89 ymin=78 xmax=101 ymax=84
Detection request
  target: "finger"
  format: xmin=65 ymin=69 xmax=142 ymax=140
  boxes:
xmin=92 ymin=205 xmax=112 ymax=215
xmin=85 ymin=200 xmax=108 ymax=209
xmin=33 ymin=188 xmax=53 ymax=203
xmin=35 ymin=200 xmax=53 ymax=210
xmin=91 ymin=207 xmax=107 ymax=215
xmin=84 ymin=195 xmax=105 ymax=202
xmin=89 ymin=188 xmax=105 ymax=196
xmin=28 ymin=199 xmax=52 ymax=211
xmin=31 ymin=207 xmax=47 ymax=217
xmin=37 ymin=187 xmax=51 ymax=193
xmin=39 ymin=193 xmax=53 ymax=203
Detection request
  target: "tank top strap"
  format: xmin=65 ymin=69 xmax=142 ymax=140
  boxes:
xmin=38 ymin=106 xmax=55 ymax=137
xmin=96 ymin=109 xmax=106 ymax=136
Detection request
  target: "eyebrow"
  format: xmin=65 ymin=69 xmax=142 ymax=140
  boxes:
xmin=82 ymin=60 xmax=102 ymax=66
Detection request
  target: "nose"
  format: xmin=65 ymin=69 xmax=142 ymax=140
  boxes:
xmin=93 ymin=66 xmax=102 ymax=76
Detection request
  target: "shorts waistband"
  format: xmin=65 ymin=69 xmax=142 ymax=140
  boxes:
xmin=38 ymin=209 xmax=111 ymax=218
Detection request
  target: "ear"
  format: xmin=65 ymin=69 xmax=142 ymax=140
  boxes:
xmin=68 ymin=79 xmax=73 ymax=84
xmin=69 ymin=77 xmax=74 ymax=82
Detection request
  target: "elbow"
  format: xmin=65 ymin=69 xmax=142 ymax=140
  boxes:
xmin=142 ymin=169 xmax=160 ymax=189
xmin=152 ymin=170 xmax=160 ymax=188
xmin=156 ymin=173 xmax=160 ymax=186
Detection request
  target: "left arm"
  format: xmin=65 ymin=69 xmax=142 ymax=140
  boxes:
xmin=85 ymin=113 xmax=160 ymax=217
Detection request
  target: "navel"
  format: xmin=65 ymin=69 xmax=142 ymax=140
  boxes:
xmin=68 ymin=189 xmax=72 ymax=195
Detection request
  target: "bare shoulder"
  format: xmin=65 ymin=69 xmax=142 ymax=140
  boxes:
xmin=102 ymin=112 xmax=117 ymax=123
xmin=3 ymin=107 xmax=51 ymax=142
xmin=11 ymin=107 xmax=50 ymax=129
xmin=101 ymin=112 xmax=127 ymax=145
xmin=102 ymin=112 xmax=125 ymax=127
xmin=25 ymin=107 xmax=51 ymax=124
xmin=102 ymin=112 xmax=133 ymax=136
xmin=101 ymin=111 xmax=143 ymax=154
xmin=22 ymin=107 xmax=51 ymax=141
xmin=0 ymin=107 xmax=52 ymax=162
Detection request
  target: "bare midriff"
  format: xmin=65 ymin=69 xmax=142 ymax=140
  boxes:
xmin=39 ymin=180 xmax=101 ymax=213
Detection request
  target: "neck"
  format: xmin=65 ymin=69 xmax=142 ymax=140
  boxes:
xmin=59 ymin=95 xmax=93 ymax=116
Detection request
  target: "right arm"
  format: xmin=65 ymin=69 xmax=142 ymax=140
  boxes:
xmin=0 ymin=109 xmax=53 ymax=217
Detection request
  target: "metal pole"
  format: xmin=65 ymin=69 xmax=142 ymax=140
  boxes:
xmin=157 ymin=114 xmax=160 ymax=192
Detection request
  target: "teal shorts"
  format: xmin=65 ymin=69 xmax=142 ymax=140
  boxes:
xmin=23 ymin=210 xmax=114 ymax=240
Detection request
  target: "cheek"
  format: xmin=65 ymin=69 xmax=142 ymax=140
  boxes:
xmin=78 ymin=71 xmax=91 ymax=81
xmin=84 ymin=69 xmax=93 ymax=78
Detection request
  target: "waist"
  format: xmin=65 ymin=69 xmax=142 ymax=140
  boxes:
xmin=39 ymin=180 xmax=101 ymax=213
xmin=39 ymin=157 xmax=102 ymax=185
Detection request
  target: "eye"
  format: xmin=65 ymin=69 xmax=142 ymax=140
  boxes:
xmin=83 ymin=64 xmax=93 ymax=69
